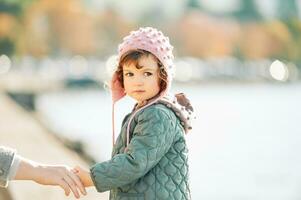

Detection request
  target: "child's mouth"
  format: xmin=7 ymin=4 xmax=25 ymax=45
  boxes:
xmin=133 ymin=90 xmax=145 ymax=93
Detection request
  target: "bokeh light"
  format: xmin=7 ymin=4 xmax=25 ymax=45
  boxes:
xmin=269 ymin=60 xmax=289 ymax=82
xmin=0 ymin=54 xmax=11 ymax=74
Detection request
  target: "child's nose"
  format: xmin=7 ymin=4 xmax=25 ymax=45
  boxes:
xmin=133 ymin=76 xmax=144 ymax=86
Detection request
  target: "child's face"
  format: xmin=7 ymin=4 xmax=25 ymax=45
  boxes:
xmin=123 ymin=54 xmax=161 ymax=103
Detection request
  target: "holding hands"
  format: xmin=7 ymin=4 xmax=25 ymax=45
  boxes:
xmin=14 ymin=158 xmax=87 ymax=199
xmin=72 ymin=166 xmax=94 ymax=188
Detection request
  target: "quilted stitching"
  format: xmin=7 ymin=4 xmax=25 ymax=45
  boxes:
xmin=90 ymin=103 xmax=191 ymax=200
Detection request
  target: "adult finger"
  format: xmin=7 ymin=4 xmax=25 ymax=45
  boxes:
xmin=58 ymin=179 xmax=71 ymax=196
xmin=67 ymin=171 xmax=87 ymax=195
xmin=63 ymin=175 xmax=80 ymax=199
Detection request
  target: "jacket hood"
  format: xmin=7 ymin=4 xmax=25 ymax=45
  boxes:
xmin=156 ymin=93 xmax=195 ymax=133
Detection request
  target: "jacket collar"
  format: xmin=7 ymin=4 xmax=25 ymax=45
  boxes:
xmin=131 ymin=93 xmax=195 ymax=134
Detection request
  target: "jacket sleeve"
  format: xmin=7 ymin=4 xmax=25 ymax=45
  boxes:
xmin=0 ymin=146 xmax=16 ymax=188
xmin=90 ymin=107 xmax=176 ymax=192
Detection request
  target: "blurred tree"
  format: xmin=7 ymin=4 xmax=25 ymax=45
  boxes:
xmin=0 ymin=2 xmax=21 ymax=17
xmin=176 ymin=12 xmax=240 ymax=58
xmin=274 ymin=0 xmax=301 ymax=68
xmin=282 ymin=19 xmax=301 ymax=69
xmin=0 ymin=4 xmax=18 ymax=56
xmin=264 ymin=20 xmax=293 ymax=59
xmin=232 ymin=0 xmax=262 ymax=22
xmin=18 ymin=0 xmax=98 ymax=57
xmin=95 ymin=8 xmax=133 ymax=56
xmin=0 ymin=0 xmax=36 ymax=18
xmin=277 ymin=0 xmax=299 ymax=21
xmin=232 ymin=45 xmax=244 ymax=60
xmin=0 ymin=37 xmax=14 ymax=56
xmin=138 ymin=0 xmax=164 ymax=27
xmin=239 ymin=23 xmax=270 ymax=59
xmin=0 ymin=0 xmax=36 ymax=56
xmin=187 ymin=0 xmax=201 ymax=9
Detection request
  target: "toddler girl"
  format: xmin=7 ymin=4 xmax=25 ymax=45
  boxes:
xmin=75 ymin=27 xmax=195 ymax=200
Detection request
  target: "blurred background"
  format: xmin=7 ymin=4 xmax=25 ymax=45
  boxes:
xmin=0 ymin=0 xmax=301 ymax=199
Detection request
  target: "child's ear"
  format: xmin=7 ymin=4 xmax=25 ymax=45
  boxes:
xmin=112 ymin=72 xmax=123 ymax=87
xmin=111 ymin=72 xmax=126 ymax=102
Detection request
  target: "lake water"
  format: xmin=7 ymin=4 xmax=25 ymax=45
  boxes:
xmin=36 ymin=83 xmax=301 ymax=200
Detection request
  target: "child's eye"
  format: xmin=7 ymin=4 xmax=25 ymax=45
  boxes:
xmin=124 ymin=72 xmax=134 ymax=77
xmin=144 ymin=72 xmax=153 ymax=76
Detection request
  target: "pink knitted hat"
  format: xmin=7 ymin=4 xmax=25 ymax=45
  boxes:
xmin=110 ymin=27 xmax=175 ymax=148
xmin=111 ymin=27 xmax=174 ymax=103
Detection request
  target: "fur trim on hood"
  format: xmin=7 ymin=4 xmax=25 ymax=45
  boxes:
xmin=156 ymin=93 xmax=195 ymax=133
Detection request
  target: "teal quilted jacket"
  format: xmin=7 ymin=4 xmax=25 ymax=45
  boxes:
xmin=90 ymin=97 xmax=193 ymax=200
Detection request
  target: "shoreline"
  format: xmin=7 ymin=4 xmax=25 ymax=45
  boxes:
xmin=0 ymin=93 xmax=109 ymax=200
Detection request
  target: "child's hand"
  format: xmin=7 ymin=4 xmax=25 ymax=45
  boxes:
xmin=72 ymin=166 xmax=94 ymax=187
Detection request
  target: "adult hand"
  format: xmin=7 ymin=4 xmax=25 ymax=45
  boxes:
xmin=14 ymin=158 xmax=87 ymax=199
xmin=34 ymin=165 xmax=87 ymax=198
